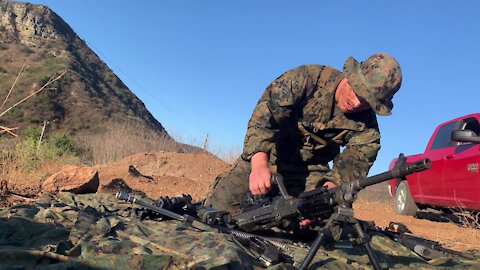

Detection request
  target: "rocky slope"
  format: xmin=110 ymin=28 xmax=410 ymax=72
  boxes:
xmin=0 ymin=0 xmax=167 ymax=136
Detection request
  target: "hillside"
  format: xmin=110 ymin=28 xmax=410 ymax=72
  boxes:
xmin=0 ymin=0 xmax=168 ymax=138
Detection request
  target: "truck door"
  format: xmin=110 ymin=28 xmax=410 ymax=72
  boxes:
xmin=443 ymin=117 xmax=480 ymax=210
xmin=419 ymin=121 xmax=459 ymax=207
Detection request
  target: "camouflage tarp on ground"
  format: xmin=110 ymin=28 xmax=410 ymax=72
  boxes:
xmin=0 ymin=192 xmax=479 ymax=270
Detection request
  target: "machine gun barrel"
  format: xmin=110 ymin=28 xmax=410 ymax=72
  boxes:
xmin=356 ymin=158 xmax=431 ymax=189
xmin=299 ymin=157 xmax=431 ymax=208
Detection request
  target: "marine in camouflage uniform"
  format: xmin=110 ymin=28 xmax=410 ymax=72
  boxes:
xmin=204 ymin=53 xmax=403 ymax=214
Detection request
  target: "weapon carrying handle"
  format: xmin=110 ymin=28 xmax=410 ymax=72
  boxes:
xmin=270 ymin=174 xmax=290 ymax=199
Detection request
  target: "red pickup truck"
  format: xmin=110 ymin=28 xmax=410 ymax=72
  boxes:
xmin=387 ymin=113 xmax=480 ymax=216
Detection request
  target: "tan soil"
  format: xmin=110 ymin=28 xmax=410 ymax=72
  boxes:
xmin=353 ymin=200 xmax=480 ymax=251
xmin=94 ymin=151 xmax=231 ymax=201
xmin=3 ymin=151 xmax=479 ymax=253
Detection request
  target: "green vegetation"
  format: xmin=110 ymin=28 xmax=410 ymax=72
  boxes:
xmin=43 ymin=57 xmax=69 ymax=74
xmin=91 ymin=126 xmax=108 ymax=134
xmin=20 ymin=46 xmax=34 ymax=56
xmin=75 ymin=123 xmax=87 ymax=131
xmin=13 ymin=126 xmax=78 ymax=170
xmin=23 ymin=57 xmax=69 ymax=84
xmin=23 ymin=114 xmax=40 ymax=124
xmin=6 ymin=108 xmax=24 ymax=122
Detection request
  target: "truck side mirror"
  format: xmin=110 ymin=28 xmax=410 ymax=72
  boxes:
xmin=451 ymin=129 xmax=480 ymax=144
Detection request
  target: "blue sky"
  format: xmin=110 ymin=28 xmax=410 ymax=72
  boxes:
xmin=17 ymin=0 xmax=480 ymax=175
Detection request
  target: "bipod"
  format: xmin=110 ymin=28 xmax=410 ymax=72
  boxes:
xmin=298 ymin=205 xmax=382 ymax=270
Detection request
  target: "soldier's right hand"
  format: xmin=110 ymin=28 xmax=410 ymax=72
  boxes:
xmin=249 ymin=166 xmax=271 ymax=195
xmin=249 ymin=152 xmax=271 ymax=195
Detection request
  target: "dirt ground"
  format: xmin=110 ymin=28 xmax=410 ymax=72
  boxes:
xmin=2 ymin=151 xmax=479 ymax=253
xmin=94 ymin=151 xmax=231 ymax=201
xmin=354 ymin=199 xmax=480 ymax=251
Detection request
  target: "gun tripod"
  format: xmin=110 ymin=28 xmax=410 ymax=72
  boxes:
xmin=299 ymin=205 xmax=382 ymax=270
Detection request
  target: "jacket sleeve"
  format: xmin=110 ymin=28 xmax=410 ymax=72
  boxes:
xmin=324 ymin=126 xmax=381 ymax=185
xmin=241 ymin=65 xmax=322 ymax=161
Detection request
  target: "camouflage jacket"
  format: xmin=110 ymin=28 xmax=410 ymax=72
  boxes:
xmin=241 ymin=65 xmax=381 ymax=184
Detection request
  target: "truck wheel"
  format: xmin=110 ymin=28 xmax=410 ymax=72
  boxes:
xmin=394 ymin=181 xmax=418 ymax=216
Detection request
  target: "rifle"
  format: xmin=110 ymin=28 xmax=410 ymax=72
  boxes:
xmin=115 ymin=192 xmax=291 ymax=266
xmin=232 ymin=154 xmax=431 ymax=270
xmin=381 ymin=222 xmax=474 ymax=260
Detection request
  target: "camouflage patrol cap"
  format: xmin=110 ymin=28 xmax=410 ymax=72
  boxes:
xmin=343 ymin=53 xmax=402 ymax=116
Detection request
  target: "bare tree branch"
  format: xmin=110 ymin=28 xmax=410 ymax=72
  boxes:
xmin=0 ymin=70 xmax=67 ymax=119
xmin=0 ymin=126 xmax=18 ymax=137
xmin=0 ymin=65 xmax=28 ymax=111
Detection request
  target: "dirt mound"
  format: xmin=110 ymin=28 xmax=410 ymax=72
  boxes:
xmin=94 ymin=151 xmax=231 ymax=201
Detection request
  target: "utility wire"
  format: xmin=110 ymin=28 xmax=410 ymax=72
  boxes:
xmin=37 ymin=0 xmax=210 ymax=142
xmin=85 ymin=41 xmax=210 ymax=139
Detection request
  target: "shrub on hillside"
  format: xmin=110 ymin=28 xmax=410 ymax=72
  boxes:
xmin=14 ymin=136 xmax=38 ymax=170
xmin=20 ymin=46 xmax=34 ymax=56
xmin=14 ymin=126 xmax=78 ymax=170
xmin=44 ymin=132 xmax=77 ymax=159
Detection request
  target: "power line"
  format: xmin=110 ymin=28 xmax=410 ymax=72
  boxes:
xmin=37 ymin=0 xmax=209 ymax=140
xmin=85 ymin=40 xmax=209 ymax=137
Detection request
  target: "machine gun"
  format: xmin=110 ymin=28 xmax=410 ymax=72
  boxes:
xmin=117 ymin=154 xmax=431 ymax=269
xmin=232 ymin=154 xmax=431 ymax=270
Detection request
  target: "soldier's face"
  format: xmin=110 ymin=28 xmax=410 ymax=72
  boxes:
xmin=335 ymin=78 xmax=370 ymax=113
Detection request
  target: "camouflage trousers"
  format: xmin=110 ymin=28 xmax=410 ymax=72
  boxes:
xmin=203 ymin=158 xmax=329 ymax=214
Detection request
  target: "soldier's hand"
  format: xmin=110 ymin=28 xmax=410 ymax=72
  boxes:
xmin=249 ymin=152 xmax=271 ymax=195
xmin=249 ymin=166 xmax=271 ymax=195
xmin=323 ymin=181 xmax=336 ymax=189
xmin=299 ymin=218 xmax=321 ymax=228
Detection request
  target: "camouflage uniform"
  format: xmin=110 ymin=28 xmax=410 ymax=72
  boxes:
xmin=205 ymin=53 xmax=402 ymax=214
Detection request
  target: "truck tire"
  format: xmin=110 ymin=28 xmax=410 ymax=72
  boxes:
xmin=394 ymin=181 xmax=418 ymax=216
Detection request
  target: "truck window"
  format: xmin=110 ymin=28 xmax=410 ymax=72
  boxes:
xmin=430 ymin=121 xmax=458 ymax=150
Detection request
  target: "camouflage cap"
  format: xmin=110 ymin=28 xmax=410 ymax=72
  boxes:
xmin=343 ymin=53 xmax=402 ymax=116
